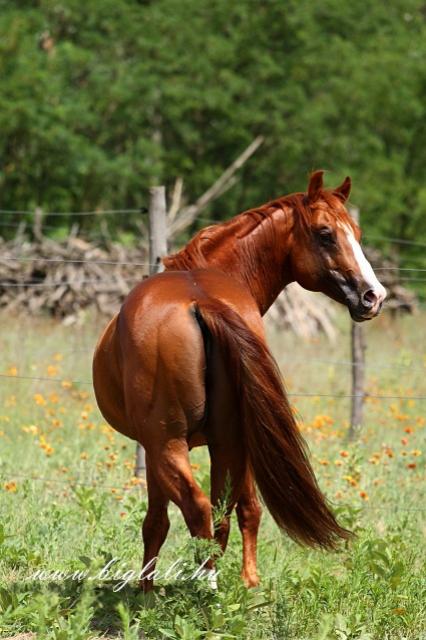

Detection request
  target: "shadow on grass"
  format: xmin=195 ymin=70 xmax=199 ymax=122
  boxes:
xmin=8 ymin=578 xmax=215 ymax=636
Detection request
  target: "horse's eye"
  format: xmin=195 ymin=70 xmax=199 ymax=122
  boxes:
xmin=316 ymin=227 xmax=335 ymax=246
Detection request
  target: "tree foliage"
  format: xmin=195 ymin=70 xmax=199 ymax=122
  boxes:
xmin=0 ymin=0 xmax=425 ymax=259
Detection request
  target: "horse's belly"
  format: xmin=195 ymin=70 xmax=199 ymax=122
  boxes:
xmin=188 ymin=432 xmax=208 ymax=449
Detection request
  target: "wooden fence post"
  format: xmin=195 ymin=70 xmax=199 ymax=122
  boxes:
xmin=33 ymin=207 xmax=43 ymax=242
xmin=347 ymin=206 xmax=366 ymax=441
xmin=135 ymin=185 xmax=168 ymax=477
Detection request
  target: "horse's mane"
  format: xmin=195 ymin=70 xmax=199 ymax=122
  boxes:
xmin=163 ymin=189 xmax=348 ymax=272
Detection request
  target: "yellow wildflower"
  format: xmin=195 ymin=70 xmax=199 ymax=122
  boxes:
xmin=46 ymin=365 xmax=59 ymax=377
xmin=34 ymin=393 xmax=46 ymax=406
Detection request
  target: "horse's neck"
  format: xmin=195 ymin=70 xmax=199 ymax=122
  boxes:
xmin=167 ymin=199 xmax=297 ymax=314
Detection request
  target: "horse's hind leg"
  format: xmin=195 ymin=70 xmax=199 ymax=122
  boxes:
xmin=148 ymin=437 xmax=216 ymax=582
xmin=156 ymin=439 xmax=213 ymax=537
xmin=140 ymin=459 xmax=170 ymax=592
xmin=236 ymin=471 xmax=262 ymax=588
xmin=210 ymin=452 xmax=261 ymax=588
xmin=209 ymin=442 xmax=246 ymax=554
xmin=207 ymin=348 xmax=246 ymax=553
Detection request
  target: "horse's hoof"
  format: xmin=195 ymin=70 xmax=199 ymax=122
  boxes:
xmin=241 ymin=572 xmax=260 ymax=588
xmin=139 ymin=579 xmax=153 ymax=593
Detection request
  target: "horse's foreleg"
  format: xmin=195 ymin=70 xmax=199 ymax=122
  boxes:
xmin=236 ymin=472 xmax=262 ymax=588
xmin=140 ymin=459 xmax=170 ymax=593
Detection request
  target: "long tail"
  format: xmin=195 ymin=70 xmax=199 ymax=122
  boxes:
xmin=196 ymin=298 xmax=351 ymax=548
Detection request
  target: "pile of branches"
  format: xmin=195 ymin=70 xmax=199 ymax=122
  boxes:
xmin=364 ymin=247 xmax=417 ymax=314
xmin=0 ymin=235 xmax=150 ymax=318
xmin=266 ymin=283 xmax=338 ymax=340
xmin=0 ymin=235 xmax=418 ymax=336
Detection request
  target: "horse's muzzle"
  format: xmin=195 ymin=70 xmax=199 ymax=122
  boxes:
xmin=348 ymin=286 xmax=386 ymax=322
xmin=328 ymin=271 xmax=387 ymax=321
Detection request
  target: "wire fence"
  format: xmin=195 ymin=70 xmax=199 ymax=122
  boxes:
xmin=0 ymin=471 xmax=141 ymax=491
xmin=0 ymin=256 xmax=152 ymax=267
xmin=1 ymin=471 xmax=424 ymax=513
xmin=281 ymin=356 xmax=425 ymax=373
xmin=0 ymin=279 xmax=421 ymax=287
xmin=0 ymin=208 xmax=143 ymax=216
xmin=0 ymin=206 xmax=426 ymax=249
xmin=0 ymin=277 xmax=142 ymax=288
xmin=0 ymin=371 xmax=424 ymax=401
xmin=365 ymin=235 xmax=426 ymax=249
xmin=5 ymin=277 xmax=426 ymax=289
xmin=0 ymin=260 xmax=424 ymax=287
xmin=1 ymin=210 xmax=425 ymax=289
xmin=48 ymin=349 xmax=424 ymax=373
xmin=1 ymin=254 xmax=426 ymax=273
xmin=0 ymin=373 xmax=92 ymax=385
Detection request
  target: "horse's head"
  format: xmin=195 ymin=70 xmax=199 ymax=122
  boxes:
xmin=290 ymin=171 xmax=386 ymax=322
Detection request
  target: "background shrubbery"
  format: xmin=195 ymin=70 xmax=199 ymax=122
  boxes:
xmin=0 ymin=0 xmax=425 ymax=251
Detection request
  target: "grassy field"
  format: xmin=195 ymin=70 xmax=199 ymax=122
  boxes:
xmin=0 ymin=307 xmax=425 ymax=639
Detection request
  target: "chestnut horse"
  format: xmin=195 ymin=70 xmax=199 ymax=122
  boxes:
xmin=93 ymin=171 xmax=386 ymax=591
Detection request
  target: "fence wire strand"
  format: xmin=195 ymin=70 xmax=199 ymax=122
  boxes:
xmin=0 ymin=277 xmax=142 ymax=288
xmin=0 ymin=256 xmax=152 ymax=267
xmin=0 ymin=208 xmax=143 ymax=216
xmin=0 ymin=371 xmax=424 ymax=400
xmin=0 ymin=206 xmax=425 ymax=249
xmin=1 ymin=471 xmax=424 ymax=512
xmin=0 ymin=471 xmax=141 ymax=491
xmin=0 ymin=254 xmax=425 ymax=273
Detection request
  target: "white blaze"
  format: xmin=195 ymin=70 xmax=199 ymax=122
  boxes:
xmin=344 ymin=226 xmax=386 ymax=300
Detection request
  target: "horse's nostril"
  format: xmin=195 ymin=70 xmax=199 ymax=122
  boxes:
xmin=362 ymin=289 xmax=377 ymax=307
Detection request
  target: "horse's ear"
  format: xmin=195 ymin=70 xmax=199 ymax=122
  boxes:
xmin=334 ymin=176 xmax=351 ymax=202
xmin=307 ymin=170 xmax=324 ymax=202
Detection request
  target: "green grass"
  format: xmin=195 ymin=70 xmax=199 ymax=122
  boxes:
xmin=0 ymin=308 xmax=425 ymax=639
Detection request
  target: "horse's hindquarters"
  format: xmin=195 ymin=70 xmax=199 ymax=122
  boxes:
xmin=112 ymin=276 xmax=209 ymax=449
xmin=92 ymin=314 xmax=132 ymax=439
xmin=93 ymin=269 xmax=261 ymax=450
